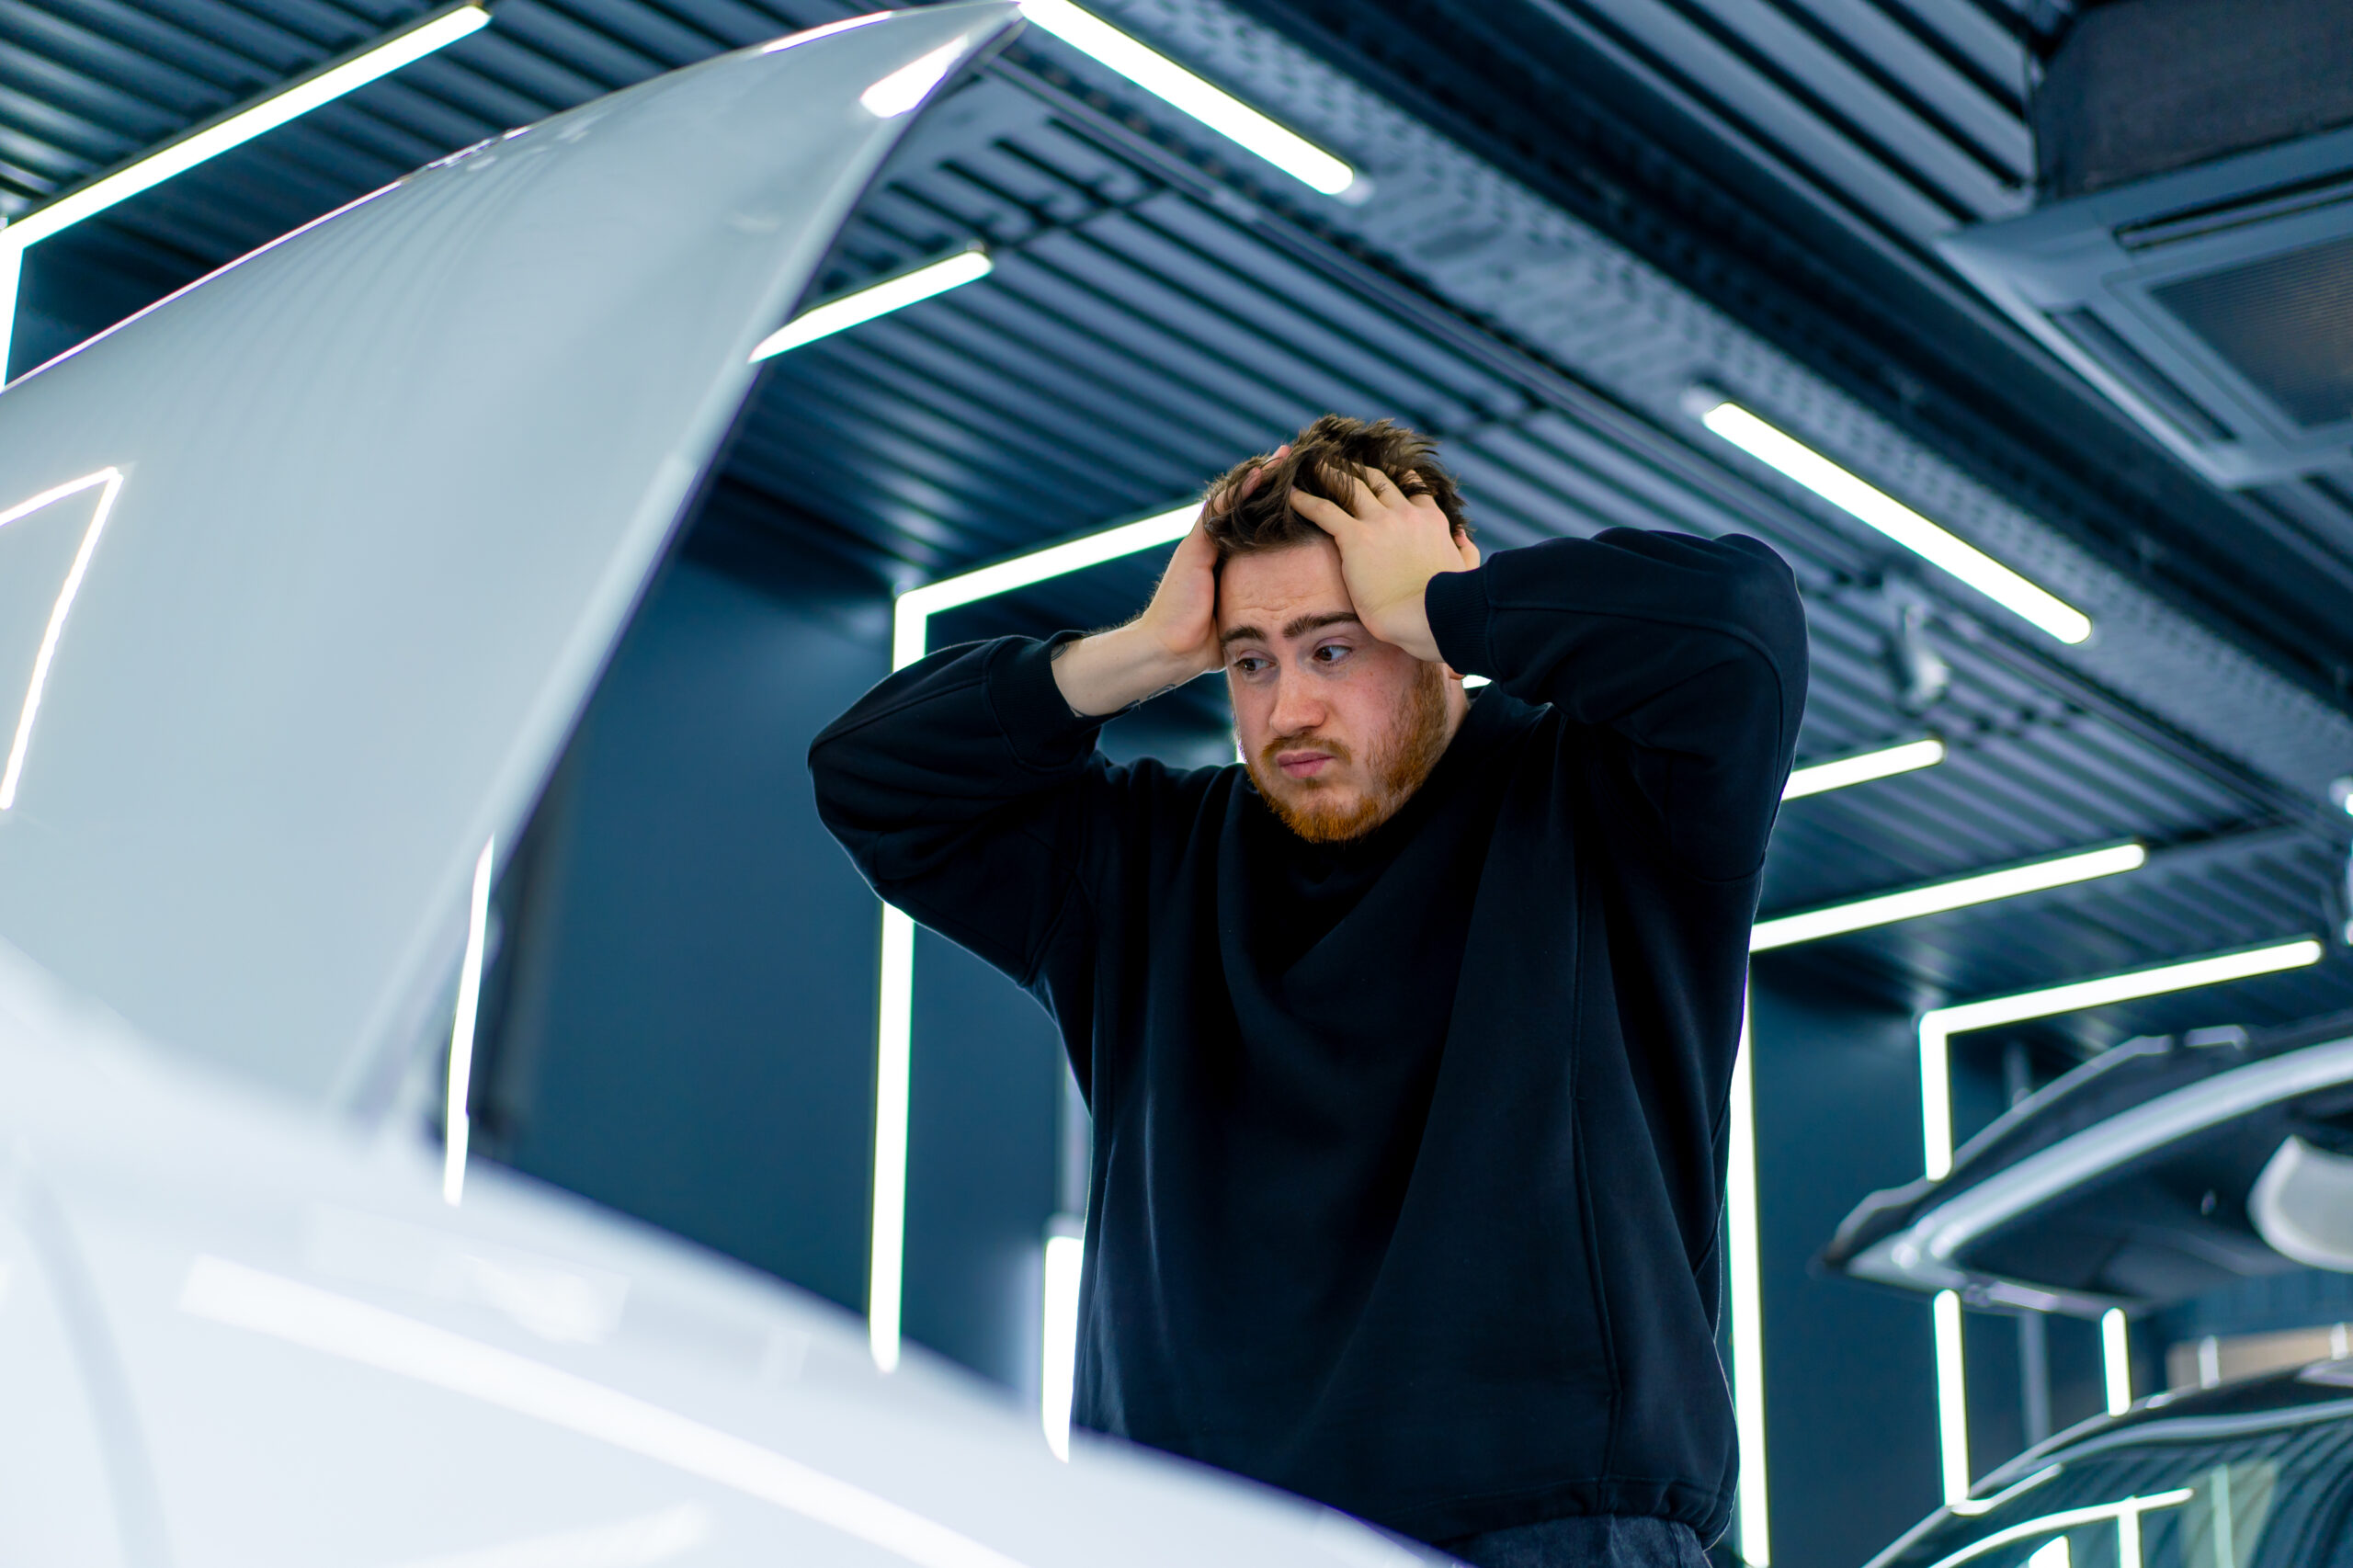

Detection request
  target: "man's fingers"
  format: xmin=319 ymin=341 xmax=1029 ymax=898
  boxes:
xmin=1289 ymin=488 xmax=1353 ymax=534
xmin=1357 ymin=464 xmax=1405 ymax=506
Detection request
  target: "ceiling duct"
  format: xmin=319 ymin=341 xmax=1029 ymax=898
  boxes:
xmin=1938 ymin=0 xmax=2353 ymax=488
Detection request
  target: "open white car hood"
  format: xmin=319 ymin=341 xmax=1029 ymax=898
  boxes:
xmin=0 ymin=4 xmax=1010 ymax=1108
xmin=0 ymin=13 xmax=1443 ymax=1568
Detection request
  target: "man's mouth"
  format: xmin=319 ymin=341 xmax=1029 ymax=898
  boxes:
xmin=1276 ymin=750 xmax=1336 ymax=780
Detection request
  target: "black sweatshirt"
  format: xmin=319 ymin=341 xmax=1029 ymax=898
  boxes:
xmin=809 ymin=529 xmax=1808 ymax=1544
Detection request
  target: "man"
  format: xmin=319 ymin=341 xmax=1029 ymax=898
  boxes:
xmin=810 ymin=415 xmax=1808 ymax=1566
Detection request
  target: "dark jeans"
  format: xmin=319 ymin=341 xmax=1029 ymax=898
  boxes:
xmin=1438 ymin=1515 xmax=1711 ymax=1568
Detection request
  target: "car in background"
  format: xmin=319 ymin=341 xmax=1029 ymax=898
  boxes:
xmin=1867 ymin=1360 xmax=2353 ymax=1568
xmin=0 ymin=6 xmax=1435 ymax=1563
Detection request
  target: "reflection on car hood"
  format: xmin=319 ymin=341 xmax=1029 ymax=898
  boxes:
xmin=0 ymin=3 xmax=1016 ymax=1108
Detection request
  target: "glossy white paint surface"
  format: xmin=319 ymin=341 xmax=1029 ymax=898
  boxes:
xmin=0 ymin=942 xmax=1430 ymax=1566
xmin=0 ymin=4 xmax=1003 ymax=1109
xmin=0 ymin=10 xmax=1435 ymax=1563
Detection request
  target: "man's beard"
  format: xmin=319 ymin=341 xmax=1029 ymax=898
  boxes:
xmin=1245 ymin=663 xmax=1453 ymax=845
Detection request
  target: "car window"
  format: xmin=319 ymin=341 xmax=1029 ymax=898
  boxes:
xmin=1886 ymin=1413 xmax=2353 ymax=1568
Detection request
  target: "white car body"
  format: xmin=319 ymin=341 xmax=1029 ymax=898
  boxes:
xmin=0 ymin=8 xmax=1427 ymax=1563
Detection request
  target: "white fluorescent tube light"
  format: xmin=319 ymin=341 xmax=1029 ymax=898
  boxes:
xmin=868 ymin=500 xmax=1198 ymax=1372
xmin=751 ymin=249 xmax=993 ymax=362
xmin=1040 ymin=1222 xmax=1084 ymax=1460
xmin=1933 ymin=1288 xmax=1969 ymax=1505
xmin=441 ymin=835 xmax=495 ymax=1206
xmin=1726 ymin=995 xmax=1770 ymax=1564
xmin=0 ymin=3 xmax=488 ymax=374
xmin=1751 ymin=843 xmax=2144 ymax=952
xmin=1917 ymin=937 xmax=2325 ymax=1180
xmin=2101 ymin=1308 xmax=2132 ymax=1416
xmin=1699 ymin=402 xmax=2093 ymax=646
xmin=1782 ymin=737 xmax=1945 ymax=800
xmin=1017 ymin=0 xmax=1356 ymax=197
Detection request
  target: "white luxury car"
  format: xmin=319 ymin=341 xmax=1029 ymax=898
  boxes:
xmin=0 ymin=7 xmax=1432 ymax=1563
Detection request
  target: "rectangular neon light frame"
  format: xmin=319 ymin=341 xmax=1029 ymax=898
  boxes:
xmin=0 ymin=3 xmax=487 ymax=376
xmin=870 ymin=501 xmax=1197 ymax=1372
xmin=1699 ymin=402 xmax=2092 ymax=645
xmin=1915 ymin=934 xmax=2323 ymax=1501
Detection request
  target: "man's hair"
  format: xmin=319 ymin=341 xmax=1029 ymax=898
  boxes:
xmin=1201 ymin=415 xmax=1470 ymax=560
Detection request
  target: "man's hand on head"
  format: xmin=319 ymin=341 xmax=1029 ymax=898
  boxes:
xmin=1049 ymin=445 xmax=1290 ymax=718
xmin=1288 ymin=465 xmax=1479 ymax=664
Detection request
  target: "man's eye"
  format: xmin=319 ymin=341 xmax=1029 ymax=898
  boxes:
xmin=1233 ymin=654 xmax=1269 ymax=674
xmin=1313 ymin=643 xmax=1351 ymax=664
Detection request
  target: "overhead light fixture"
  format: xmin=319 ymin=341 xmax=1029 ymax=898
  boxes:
xmin=751 ymin=249 xmax=994 ymax=363
xmin=1017 ymin=0 xmax=1357 ymax=198
xmin=1697 ymin=400 xmax=2093 ymax=646
xmin=0 ymin=2 xmax=489 ymax=375
xmin=1782 ymin=737 xmax=1945 ymax=801
xmin=441 ymin=835 xmax=496 ymax=1207
xmin=1726 ymin=996 xmax=1770 ymax=1564
xmin=869 ymin=499 xmax=1198 ymax=1372
xmin=1751 ymin=842 xmax=2144 ymax=952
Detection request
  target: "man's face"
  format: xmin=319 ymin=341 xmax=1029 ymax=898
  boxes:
xmin=1218 ymin=536 xmax=1459 ymax=843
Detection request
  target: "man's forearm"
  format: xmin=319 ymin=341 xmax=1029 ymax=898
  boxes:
xmin=1051 ymin=623 xmax=1210 ymax=718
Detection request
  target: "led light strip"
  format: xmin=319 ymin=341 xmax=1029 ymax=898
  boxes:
xmin=1782 ymin=736 xmax=1944 ymax=800
xmin=1699 ymin=401 xmax=2092 ymax=646
xmin=1914 ymin=936 xmax=2325 ymax=1500
xmin=0 ymin=3 xmax=488 ymax=375
xmin=1751 ymin=843 xmax=2144 ymax=952
xmin=752 ymin=250 xmax=994 ymax=362
xmin=870 ymin=501 xmax=1198 ymax=1375
xmin=1017 ymin=0 xmax=1356 ymax=197
xmin=2101 ymin=1308 xmax=2132 ymax=1416
xmin=1040 ymin=1219 xmax=1084 ymax=1460
xmin=1726 ymin=994 xmax=1771 ymax=1564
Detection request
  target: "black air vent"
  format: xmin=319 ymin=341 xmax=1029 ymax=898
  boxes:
xmin=2152 ymin=233 xmax=2353 ymax=430
xmin=2036 ymin=0 xmax=2353 ymax=199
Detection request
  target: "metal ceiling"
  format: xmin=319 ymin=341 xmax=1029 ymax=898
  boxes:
xmin=6 ymin=0 xmax=2353 ymax=1066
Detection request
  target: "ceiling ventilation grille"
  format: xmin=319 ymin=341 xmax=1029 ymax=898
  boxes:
xmin=1941 ymin=128 xmax=2353 ymax=486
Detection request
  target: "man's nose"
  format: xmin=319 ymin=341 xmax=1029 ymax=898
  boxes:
xmin=1267 ymin=668 xmax=1326 ymax=737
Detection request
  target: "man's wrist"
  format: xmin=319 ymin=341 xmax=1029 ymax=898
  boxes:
xmin=1051 ymin=622 xmax=1208 ymax=717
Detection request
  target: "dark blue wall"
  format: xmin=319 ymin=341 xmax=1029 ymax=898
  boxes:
xmin=480 ymin=533 xmax=1083 ymax=1408
xmin=1748 ymin=976 xmax=1944 ymax=1568
xmin=483 ymin=548 xmax=888 ymax=1316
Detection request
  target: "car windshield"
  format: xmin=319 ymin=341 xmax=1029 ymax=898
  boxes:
xmin=1884 ymin=1408 xmax=2353 ymax=1568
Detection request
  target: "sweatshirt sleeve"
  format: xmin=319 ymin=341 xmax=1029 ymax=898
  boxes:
xmin=807 ymin=634 xmax=1111 ymax=989
xmin=1423 ymin=529 xmax=1809 ymax=881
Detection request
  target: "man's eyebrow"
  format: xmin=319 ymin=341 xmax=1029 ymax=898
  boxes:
xmin=1283 ymin=611 xmax=1361 ymax=640
xmin=1219 ymin=611 xmax=1361 ymax=648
